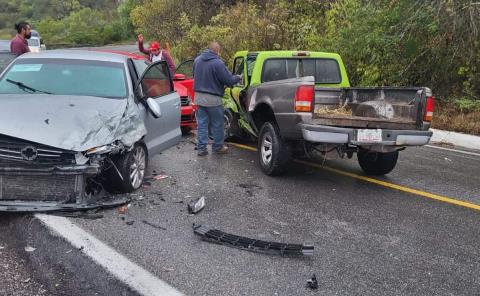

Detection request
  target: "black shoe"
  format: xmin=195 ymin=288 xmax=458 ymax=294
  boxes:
xmin=197 ymin=150 xmax=208 ymax=157
xmin=213 ymin=145 xmax=229 ymax=154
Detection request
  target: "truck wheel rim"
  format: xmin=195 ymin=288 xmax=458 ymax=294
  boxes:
xmin=261 ymin=134 xmax=273 ymax=165
xmin=130 ymin=146 xmax=146 ymax=189
xmin=224 ymin=114 xmax=231 ymax=138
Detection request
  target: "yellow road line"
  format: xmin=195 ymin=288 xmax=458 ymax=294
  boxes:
xmin=228 ymin=142 xmax=480 ymax=212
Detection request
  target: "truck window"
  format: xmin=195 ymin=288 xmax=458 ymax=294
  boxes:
xmin=262 ymin=58 xmax=341 ymax=84
xmin=233 ymin=57 xmax=244 ymax=76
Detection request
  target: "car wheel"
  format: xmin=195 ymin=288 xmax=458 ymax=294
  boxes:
xmin=258 ymin=121 xmax=290 ymax=176
xmin=357 ymin=149 xmax=398 ymax=176
xmin=107 ymin=143 xmax=148 ymax=193
xmin=181 ymin=126 xmax=192 ymax=135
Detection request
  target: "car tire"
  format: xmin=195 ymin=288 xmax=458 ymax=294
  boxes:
xmin=258 ymin=121 xmax=290 ymax=176
xmin=357 ymin=149 xmax=398 ymax=176
xmin=107 ymin=143 xmax=148 ymax=193
xmin=181 ymin=126 xmax=192 ymax=135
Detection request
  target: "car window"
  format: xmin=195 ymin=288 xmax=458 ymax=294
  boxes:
xmin=132 ymin=59 xmax=150 ymax=77
xmin=232 ymin=57 xmax=244 ymax=76
xmin=262 ymin=58 xmax=341 ymax=84
xmin=140 ymin=62 xmax=172 ymax=98
xmin=176 ymin=60 xmax=194 ymax=78
xmin=0 ymin=58 xmax=127 ymax=98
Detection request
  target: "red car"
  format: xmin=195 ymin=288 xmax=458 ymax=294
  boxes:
xmin=96 ymin=50 xmax=196 ymax=135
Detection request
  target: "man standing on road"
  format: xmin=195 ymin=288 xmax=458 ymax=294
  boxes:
xmin=10 ymin=22 xmax=31 ymax=56
xmin=137 ymin=34 xmax=175 ymax=75
xmin=193 ymin=41 xmax=240 ymax=156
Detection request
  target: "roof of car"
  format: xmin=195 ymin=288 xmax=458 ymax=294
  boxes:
xmin=95 ymin=50 xmax=147 ymax=60
xmin=15 ymin=50 xmax=129 ymax=63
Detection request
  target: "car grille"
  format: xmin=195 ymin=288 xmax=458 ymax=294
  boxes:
xmin=0 ymin=174 xmax=78 ymax=202
xmin=0 ymin=134 xmax=75 ymax=165
xmin=180 ymin=96 xmax=190 ymax=106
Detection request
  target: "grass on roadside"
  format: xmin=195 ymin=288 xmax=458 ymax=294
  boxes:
xmin=432 ymin=104 xmax=480 ymax=136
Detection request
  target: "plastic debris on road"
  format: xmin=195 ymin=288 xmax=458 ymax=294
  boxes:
xmin=24 ymin=246 xmax=36 ymax=252
xmin=188 ymin=196 xmax=205 ymax=214
xmin=307 ymin=274 xmax=319 ymax=290
xmin=193 ymin=224 xmax=314 ymax=257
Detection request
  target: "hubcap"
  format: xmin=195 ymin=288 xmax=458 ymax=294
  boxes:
xmin=261 ymin=133 xmax=273 ymax=165
xmin=129 ymin=146 xmax=146 ymax=189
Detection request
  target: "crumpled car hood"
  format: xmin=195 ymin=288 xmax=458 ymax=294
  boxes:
xmin=0 ymin=94 xmax=146 ymax=151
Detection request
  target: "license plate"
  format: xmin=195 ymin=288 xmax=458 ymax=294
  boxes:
xmin=357 ymin=129 xmax=382 ymax=142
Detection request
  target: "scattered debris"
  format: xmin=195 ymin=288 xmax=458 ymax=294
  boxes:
xmin=272 ymin=230 xmax=281 ymax=236
xmin=0 ymin=245 xmax=5 ymax=250
xmin=50 ymin=211 xmax=104 ymax=220
xmin=172 ymin=199 xmax=184 ymax=204
xmin=117 ymin=204 xmax=130 ymax=214
xmin=307 ymin=274 xmax=319 ymax=290
xmin=65 ymin=249 xmax=73 ymax=254
xmin=78 ymin=246 xmax=84 ymax=251
xmin=142 ymin=220 xmax=166 ymax=231
xmin=162 ymin=267 xmax=175 ymax=272
xmin=188 ymin=196 xmax=205 ymax=214
xmin=23 ymin=278 xmax=31 ymax=284
xmin=44 ymin=119 xmax=49 ymax=125
xmin=143 ymin=181 xmax=152 ymax=186
xmin=153 ymin=175 xmax=169 ymax=180
xmin=444 ymin=157 xmax=452 ymax=162
xmin=126 ymin=221 xmax=135 ymax=226
xmin=193 ymin=224 xmax=314 ymax=256
xmin=24 ymin=246 xmax=36 ymax=252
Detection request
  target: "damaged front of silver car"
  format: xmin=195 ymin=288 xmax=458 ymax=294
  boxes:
xmin=0 ymin=93 xmax=147 ymax=212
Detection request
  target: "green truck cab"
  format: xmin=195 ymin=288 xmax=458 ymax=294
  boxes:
xmin=222 ymin=50 xmax=434 ymax=176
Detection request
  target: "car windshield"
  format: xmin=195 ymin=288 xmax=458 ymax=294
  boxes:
xmin=28 ymin=39 xmax=40 ymax=47
xmin=0 ymin=58 xmax=127 ymax=98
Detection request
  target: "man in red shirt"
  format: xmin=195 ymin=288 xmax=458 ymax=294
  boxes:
xmin=137 ymin=34 xmax=175 ymax=75
xmin=10 ymin=22 xmax=31 ymax=56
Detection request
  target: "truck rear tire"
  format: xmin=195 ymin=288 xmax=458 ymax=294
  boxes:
xmin=357 ymin=149 xmax=399 ymax=176
xmin=258 ymin=122 xmax=290 ymax=176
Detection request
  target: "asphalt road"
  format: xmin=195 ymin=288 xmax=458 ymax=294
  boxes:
xmin=2 ymin=44 xmax=480 ymax=295
xmin=59 ymin=135 xmax=479 ymax=296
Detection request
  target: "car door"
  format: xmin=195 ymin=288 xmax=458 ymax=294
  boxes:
xmin=137 ymin=60 xmax=181 ymax=156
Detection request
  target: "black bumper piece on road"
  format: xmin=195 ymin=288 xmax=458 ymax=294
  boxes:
xmin=193 ymin=224 xmax=314 ymax=256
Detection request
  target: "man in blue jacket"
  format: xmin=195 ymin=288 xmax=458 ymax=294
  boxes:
xmin=193 ymin=42 xmax=240 ymax=156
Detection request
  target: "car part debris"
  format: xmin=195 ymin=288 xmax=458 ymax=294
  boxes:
xmin=153 ymin=175 xmax=169 ymax=180
xmin=193 ymin=224 xmax=314 ymax=256
xmin=0 ymin=197 xmax=130 ymax=213
xmin=50 ymin=211 xmax=104 ymax=220
xmin=188 ymin=196 xmax=205 ymax=214
xmin=24 ymin=246 xmax=36 ymax=252
xmin=142 ymin=220 xmax=166 ymax=230
xmin=126 ymin=220 xmax=135 ymax=225
xmin=117 ymin=204 xmax=130 ymax=214
xmin=307 ymin=274 xmax=319 ymax=290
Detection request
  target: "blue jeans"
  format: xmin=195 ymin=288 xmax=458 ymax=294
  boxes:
xmin=197 ymin=105 xmax=224 ymax=152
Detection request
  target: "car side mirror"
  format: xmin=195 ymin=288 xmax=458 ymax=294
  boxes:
xmin=173 ymin=73 xmax=186 ymax=81
xmin=146 ymin=97 xmax=162 ymax=118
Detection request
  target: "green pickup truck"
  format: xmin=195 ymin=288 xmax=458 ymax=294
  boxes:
xmin=220 ymin=50 xmax=434 ymax=176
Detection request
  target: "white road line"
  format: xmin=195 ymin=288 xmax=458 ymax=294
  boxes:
xmin=35 ymin=214 xmax=184 ymax=296
xmin=425 ymin=145 xmax=480 ymax=157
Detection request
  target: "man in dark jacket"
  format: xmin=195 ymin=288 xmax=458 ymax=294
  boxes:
xmin=193 ymin=42 xmax=240 ymax=156
xmin=10 ymin=22 xmax=31 ymax=56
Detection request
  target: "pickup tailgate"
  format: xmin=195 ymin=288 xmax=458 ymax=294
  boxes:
xmin=313 ymin=87 xmax=429 ymax=130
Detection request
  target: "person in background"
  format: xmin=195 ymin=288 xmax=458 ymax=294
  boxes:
xmin=193 ymin=41 xmax=241 ymax=156
xmin=137 ymin=34 xmax=175 ymax=75
xmin=10 ymin=21 xmax=31 ymax=56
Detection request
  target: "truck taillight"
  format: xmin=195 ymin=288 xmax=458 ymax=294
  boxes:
xmin=424 ymin=96 xmax=435 ymax=122
xmin=295 ymin=85 xmax=314 ymax=112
